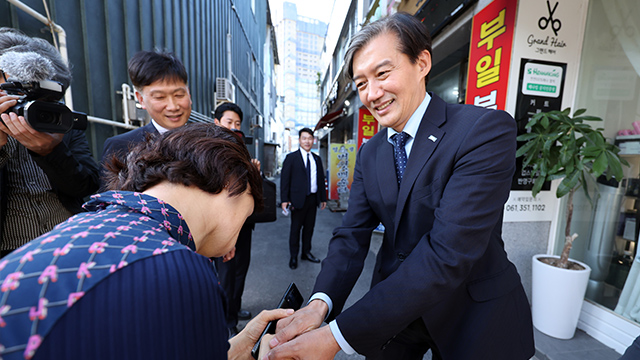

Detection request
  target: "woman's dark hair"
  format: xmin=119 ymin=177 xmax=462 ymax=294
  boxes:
xmin=104 ymin=123 xmax=263 ymax=212
xmin=128 ymin=50 xmax=188 ymax=89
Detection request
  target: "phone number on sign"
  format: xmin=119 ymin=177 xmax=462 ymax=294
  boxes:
xmin=505 ymin=204 xmax=545 ymax=212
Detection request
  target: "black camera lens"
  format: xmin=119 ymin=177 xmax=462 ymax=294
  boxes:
xmin=36 ymin=111 xmax=60 ymax=125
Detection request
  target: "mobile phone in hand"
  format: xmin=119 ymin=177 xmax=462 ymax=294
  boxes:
xmin=251 ymin=282 xmax=304 ymax=359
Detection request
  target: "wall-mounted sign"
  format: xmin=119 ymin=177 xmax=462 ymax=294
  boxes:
xmin=357 ymin=108 xmax=378 ymax=149
xmin=522 ymin=62 xmax=563 ymax=97
xmin=465 ymin=0 xmax=517 ymax=110
xmin=511 ymin=58 xmax=567 ymax=192
xmin=328 ymin=143 xmax=356 ymax=200
xmin=503 ymin=0 xmax=589 ymax=222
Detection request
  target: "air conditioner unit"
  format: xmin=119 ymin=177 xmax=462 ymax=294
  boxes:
xmin=215 ymin=77 xmax=235 ymax=103
xmin=252 ymin=114 xmax=263 ymax=129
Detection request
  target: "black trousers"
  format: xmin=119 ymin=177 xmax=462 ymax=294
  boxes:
xmin=366 ymin=318 xmax=442 ymax=360
xmin=214 ymin=221 xmax=253 ymax=328
xmin=289 ymin=193 xmax=318 ymax=258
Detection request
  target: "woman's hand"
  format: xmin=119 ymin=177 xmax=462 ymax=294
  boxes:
xmin=228 ymin=308 xmax=295 ymax=360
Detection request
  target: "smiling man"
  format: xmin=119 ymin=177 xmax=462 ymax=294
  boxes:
xmin=101 ymin=51 xmax=192 ymax=179
xmin=266 ymin=12 xmax=534 ymax=360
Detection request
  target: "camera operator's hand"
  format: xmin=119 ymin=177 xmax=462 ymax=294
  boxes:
xmin=0 ymin=111 xmax=63 ymax=156
xmin=0 ymin=92 xmax=19 ymax=149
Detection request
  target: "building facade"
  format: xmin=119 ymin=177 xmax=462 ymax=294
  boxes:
xmin=274 ymin=2 xmax=327 ymax=154
xmin=0 ymin=0 xmax=277 ymax=167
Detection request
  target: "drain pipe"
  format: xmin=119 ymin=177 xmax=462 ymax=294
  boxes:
xmin=6 ymin=0 xmax=73 ymax=110
xmin=227 ymin=5 xmax=234 ymax=83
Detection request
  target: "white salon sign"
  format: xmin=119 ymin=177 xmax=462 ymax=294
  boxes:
xmin=503 ymin=0 xmax=589 ymax=223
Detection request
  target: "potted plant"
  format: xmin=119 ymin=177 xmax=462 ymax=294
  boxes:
xmin=516 ymin=108 xmax=628 ymax=339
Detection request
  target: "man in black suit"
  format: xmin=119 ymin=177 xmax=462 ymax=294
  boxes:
xmin=280 ymin=128 xmax=326 ymax=270
xmin=266 ymin=13 xmax=534 ymax=360
xmin=101 ymin=51 xmax=191 ymax=170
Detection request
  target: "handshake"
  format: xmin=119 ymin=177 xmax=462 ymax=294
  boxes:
xmin=242 ymin=283 xmax=339 ymax=360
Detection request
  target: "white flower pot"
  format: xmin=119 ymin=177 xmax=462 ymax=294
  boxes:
xmin=531 ymin=254 xmax=592 ymax=339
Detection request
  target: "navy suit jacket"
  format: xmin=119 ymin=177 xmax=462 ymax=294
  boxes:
xmin=280 ymin=150 xmax=326 ymax=209
xmin=101 ymin=122 xmax=158 ymax=165
xmin=313 ymin=94 xmax=534 ymax=359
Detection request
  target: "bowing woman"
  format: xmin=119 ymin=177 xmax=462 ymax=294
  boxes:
xmin=0 ymin=123 xmax=291 ymax=360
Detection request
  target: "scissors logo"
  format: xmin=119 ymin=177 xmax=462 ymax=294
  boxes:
xmin=538 ymin=0 xmax=561 ymax=36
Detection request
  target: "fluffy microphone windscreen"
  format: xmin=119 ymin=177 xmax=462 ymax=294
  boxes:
xmin=0 ymin=51 xmax=55 ymax=82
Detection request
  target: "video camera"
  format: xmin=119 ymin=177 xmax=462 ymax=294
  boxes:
xmin=1 ymin=79 xmax=87 ymax=133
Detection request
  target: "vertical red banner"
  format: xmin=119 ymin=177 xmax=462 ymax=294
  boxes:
xmin=357 ymin=108 xmax=378 ymax=149
xmin=465 ymin=0 xmax=517 ymax=110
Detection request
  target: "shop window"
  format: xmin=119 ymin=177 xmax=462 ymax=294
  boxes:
xmin=557 ymin=0 xmax=640 ymax=325
xmin=428 ymin=62 xmax=463 ymax=104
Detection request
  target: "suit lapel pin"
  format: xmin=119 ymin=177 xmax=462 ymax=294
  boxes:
xmin=428 ymin=135 xmax=437 ymax=142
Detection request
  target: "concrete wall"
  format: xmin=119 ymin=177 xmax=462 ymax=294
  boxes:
xmin=503 ymin=221 xmax=550 ymax=301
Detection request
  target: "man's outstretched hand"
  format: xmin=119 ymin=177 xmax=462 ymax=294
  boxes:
xmin=264 ymin=300 xmax=340 ymax=359
xmin=263 ymin=326 xmax=340 ymax=360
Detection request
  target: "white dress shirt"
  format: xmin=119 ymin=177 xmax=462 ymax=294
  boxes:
xmin=299 ymin=148 xmax=318 ymax=194
xmin=151 ymin=119 xmax=170 ymax=134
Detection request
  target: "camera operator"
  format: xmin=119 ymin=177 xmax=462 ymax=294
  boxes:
xmin=0 ymin=28 xmax=99 ymax=257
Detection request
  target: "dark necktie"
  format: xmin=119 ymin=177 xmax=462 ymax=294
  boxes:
xmin=392 ymin=131 xmax=410 ymax=187
xmin=306 ymin=153 xmax=311 ymax=195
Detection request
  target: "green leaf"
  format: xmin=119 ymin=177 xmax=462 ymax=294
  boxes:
xmin=557 ymin=170 xmax=581 ymax=198
xmin=605 ymin=151 xmax=624 ymax=180
xmin=517 ymin=133 xmax=538 ymax=141
xmin=541 ymin=115 xmax=549 ymax=129
xmin=549 ymin=113 xmax=562 ymax=121
xmin=592 ymin=152 xmax=607 ymax=176
xmin=573 ymin=108 xmax=587 ymax=116
xmin=516 ymin=140 xmax=537 ymax=157
xmin=575 ymin=115 xmax=603 ymax=122
xmin=532 ymin=175 xmax=545 ymax=197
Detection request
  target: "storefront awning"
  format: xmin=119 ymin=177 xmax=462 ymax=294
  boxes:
xmin=314 ymin=109 xmax=343 ymax=131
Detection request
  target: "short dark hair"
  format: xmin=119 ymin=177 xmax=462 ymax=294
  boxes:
xmin=0 ymin=27 xmax=72 ymax=91
xmin=128 ymin=50 xmax=188 ymax=90
xmin=343 ymin=12 xmax=432 ymax=88
xmin=104 ymin=123 xmax=263 ymax=212
xmin=299 ymin=127 xmax=314 ymax=137
xmin=214 ymin=102 xmax=243 ymax=123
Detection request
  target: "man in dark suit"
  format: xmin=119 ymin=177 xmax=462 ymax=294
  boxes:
xmin=101 ymin=51 xmax=191 ymax=170
xmin=280 ymin=127 xmax=327 ymax=270
xmin=266 ymin=13 xmax=534 ymax=360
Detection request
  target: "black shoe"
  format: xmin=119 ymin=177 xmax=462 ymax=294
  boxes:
xmin=238 ymin=309 xmax=252 ymax=320
xmin=289 ymin=257 xmax=298 ymax=269
xmin=301 ymin=253 xmax=320 ymax=263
